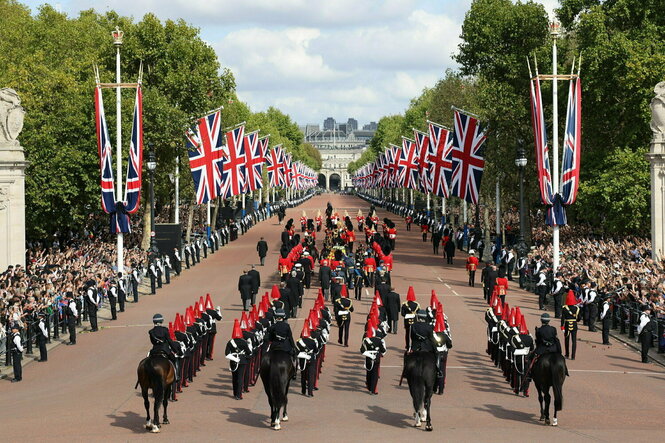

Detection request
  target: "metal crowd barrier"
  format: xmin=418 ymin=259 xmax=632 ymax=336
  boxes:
xmin=611 ymin=299 xmax=665 ymax=353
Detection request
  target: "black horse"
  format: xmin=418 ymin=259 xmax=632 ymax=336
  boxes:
xmin=260 ymin=350 xmax=295 ymax=430
xmin=531 ymin=352 xmax=567 ymax=426
xmin=402 ymin=351 xmax=437 ymax=431
xmin=135 ymin=355 xmax=175 ymax=433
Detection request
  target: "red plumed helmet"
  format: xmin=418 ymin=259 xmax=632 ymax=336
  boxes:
xmin=503 ymin=303 xmax=510 ymax=321
xmin=271 ymin=285 xmax=281 ymax=300
xmin=365 ymin=321 xmax=375 ymax=339
xmin=205 ymin=293 xmax=214 ymax=310
xmin=168 ymin=322 xmax=176 ymax=340
xmin=231 ymin=319 xmax=243 ymax=339
xmin=508 ymin=308 xmax=516 ymax=327
xmin=301 ymin=324 xmax=311 ymax=338
xmin=258 ymin=302 xmax=266 ymax=318
xmin=184 ymin=307 xmax=195 ymax=326
xmin=198 ymin=296 xmax=205 ymax=312
xmin=515 ymin=307 xmax=522 ymax=323
xmin=519 ymin=314 xmax=528 ymax=334
xmin=407 ymin=286 xmax=416 ymax=302
xmin=174 ymin=313 xmax=185 ymax=332
xmin=430 ymin=290 xmax=440 ymax=309
xmin=565 ymin=290 xmax=577 ymax=306
xmin=374 ymin=291 xmax=383 ymax=307
xmin=495 ymin=302 xmax=503 ymax=316
xmin=434 ymin=309 xmax=446 ymax=333
xmin=240 ymin=311 xmax=249 ymax=331
xmin=341 ymin=284 xmax=349 ymax=298
xmin=249 ymin=310 xmax=257 ymax=326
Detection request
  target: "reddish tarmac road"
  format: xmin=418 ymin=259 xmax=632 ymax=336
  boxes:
xmin=2 ymin=194 xmax=665 ymax=442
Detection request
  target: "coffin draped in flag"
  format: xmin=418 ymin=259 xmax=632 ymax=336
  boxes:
xmin=266 ymin=144 xmax=285 ymax=187
xmin=450 ymin=110 xmax=487 ymax=204
xmin=243 ymin=130 xmax=263 ymax=192
xmin=427 ymin=121 xmax=454 ymax=198
xmin=222 ymin=125 xmax=247 ymax=198
xmin=94 ymin=84 xmax=143 ymax=233
xmin=186 ymin=110 xmax=225 ymax=204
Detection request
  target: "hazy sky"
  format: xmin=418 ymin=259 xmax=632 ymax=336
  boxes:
xmin=21 ymin=0 xmax=557 ymax=126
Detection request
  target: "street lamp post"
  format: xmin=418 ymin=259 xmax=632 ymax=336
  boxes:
xmin=147 ymin=147 xmax=158 ymax=255
xmin=515 ymin=139 xmax=528 ymax=259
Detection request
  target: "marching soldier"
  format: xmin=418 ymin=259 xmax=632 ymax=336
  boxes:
xmin=225 ymin=319 xmax=252 ymax=400
xmin=433 ymin=309 xmax=452 ymax=395
xmin=10 ymin=324 xmax=23 ymax=382
xmin=466 ymin=250 xmax=479 ymax=287
xmin=600 ymin=295 xmax=612 ymax=345
xmin=400 ymin=287 xmax=419 ymax=349
xmin=511 ymin=315 xmax=534 ymax=396
xmin=296 ymin=325 xmax=319 ymax=397
xmin=360 ymin=321 xmax=387 ymax=395
xmin=334 ymin=288 xmax=353 ymax=347
xmin=36 ymin=312 xmax=48 ymax=362
xmin=561 ymin=291 xmax=581 ymax=360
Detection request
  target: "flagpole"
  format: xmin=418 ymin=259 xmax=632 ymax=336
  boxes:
xmin=174 ymin=155 xmax=180 ymax=225
xmin=463 ymin=200 xmax=468 ymax=224
xmin=442 ymin=197 xmax=446 ymax=224
xmin=206 ymin=201 xmax=211 ymax=239
xmin=551 ymin=22 xmax=560 ymax=272
xmin=426 ymin=193 xmax=430 ymax=216
xmin=410 ymin=189 xmax=414 ymax=209
xmin=114 ymin=28 xmax=124 ymax=275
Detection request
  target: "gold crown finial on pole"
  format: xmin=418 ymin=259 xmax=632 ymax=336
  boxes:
xmin=112 ymin=26 xmax=123 ymax=46
xmin=549 ymin=21 xmax=560 ymax=39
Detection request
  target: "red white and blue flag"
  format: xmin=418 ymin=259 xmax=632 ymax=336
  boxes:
xmin=266 ymin=144 xmax=285 ymax=187
xmin=282 ymin=152 xmax=293 ymax=188
xmin=186 ymin=110 xmax=225 ymax=204
xmin=561 ymin=77 xmax=582 ymax=205
xmin=243 ymin=130 xmax=263 ymax=192
xmin=450 ymin=110 xmax=487 ymax=204
xmin=222 ymin=125 xmax=247 ymax=198
xmin=123 ymin=86 xmax=143 ymax=214
xmin=529 ymin=77 xmax=554 ymax=206
xmin=95 ymin=86 xmax=117 ymax=215
xmin=414 ymin=129 xmax=431 ymax=193
xmin=397 ymin=137 xmax=420 ymax=190
xmin=427 ymin=121 xmax=454 ymax=198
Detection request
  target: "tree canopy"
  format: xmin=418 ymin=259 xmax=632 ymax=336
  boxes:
xmin=0 ymin=0 xmax=318 ymax=238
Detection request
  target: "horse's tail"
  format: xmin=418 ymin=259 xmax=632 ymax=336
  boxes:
xmin=270 ymin=353 xmax=289 ymax=408
xmin=552 ymin=355 xmax=566 ymax=412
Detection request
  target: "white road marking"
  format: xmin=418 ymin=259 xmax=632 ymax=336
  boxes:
xmin=452 ymin=290 xmax=460 ymax=296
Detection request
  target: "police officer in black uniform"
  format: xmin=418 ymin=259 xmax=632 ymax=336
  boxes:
xmin=10 ymin=324 xmax=23 ymax=382
xmin=36 ymin=312 xmax=49 ymax=362
xmin=85 ymin=280 xmax=100 ymax=332
xmin=409 ymin=310 xmax=438 ymax=353
xmin=108 ymin=279 xmax=118 ymax=320
xmin=534 ymin=313 xmax=561 ymax=356
xmin=65 ymin=292 xmax=78 ymax=345
xmin=117 ymin=273 xmax=126 ymax=312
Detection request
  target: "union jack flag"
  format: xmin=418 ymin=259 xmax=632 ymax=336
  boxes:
xmin=282 ymin=152 xmax=292 ymax=188
xmin=186 ymin=110 xmax=225 ymax=204
xmin=94 ymin=86 xmax=116 ymax=215
xmin=561 ymin=77 xmax=582 ymax=205
xmin=427 ymin=121 xmax=454 ymax=198
xmin=266 ymin=144 xmax=285 ymax=187
xmin=397 ymin=137 xmax=419 ymax=190
xmin=258 ymin=135 xmax=270 ymax=158
xmin=123 ymin=86 xmax=143 ymax=213
xmin=529 ymin=77 xmax=554 ymax=205
xmin=414 ymin=129 xmax=431 ymax=193
xmin=243 ymin=130 xmax=263 ymax=192
xmin=450 ymin=110 xmax=487 ymax=204
xmin=222 ymin=125 xmax=246 ymax=198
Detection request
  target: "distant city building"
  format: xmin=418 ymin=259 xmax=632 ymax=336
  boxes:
xmin=323 ymin=117 xmax=336 ymax=130
xmin=303 ymin=117 xmax=377 ymax=190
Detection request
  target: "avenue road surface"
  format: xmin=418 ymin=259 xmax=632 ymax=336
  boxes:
xmin=2 ymin=194 xmax=664 ymax=442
